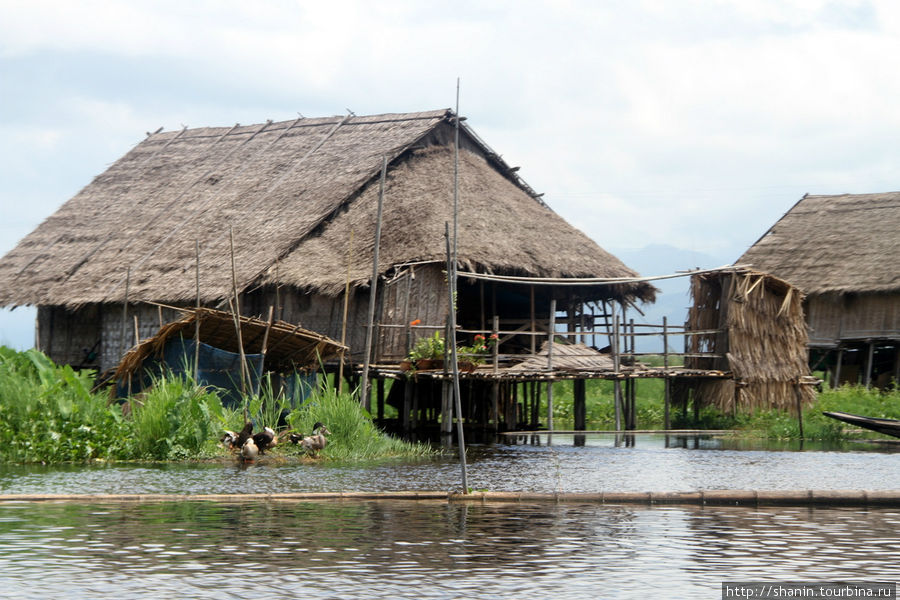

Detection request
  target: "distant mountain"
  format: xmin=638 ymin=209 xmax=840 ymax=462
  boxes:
xmin=610 ymin=244 xmax=728 ymax=352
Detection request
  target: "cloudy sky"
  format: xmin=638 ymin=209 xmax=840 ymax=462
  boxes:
xmin=1 ymin=0 xmax=897 ymax=347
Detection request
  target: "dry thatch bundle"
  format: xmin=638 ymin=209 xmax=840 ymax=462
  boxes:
xmin=114 ymin=306 xmax=346 ymax=381
xmin=684 ymin=269 xmax=815 ymax=412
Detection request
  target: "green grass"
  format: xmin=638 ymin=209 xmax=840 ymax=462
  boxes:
xmin=0 ymin=347 xmax=436 ymax=464
xmin=285 ymin=379 xmax=437 ymax=460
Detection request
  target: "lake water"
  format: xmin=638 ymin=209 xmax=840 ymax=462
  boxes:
xmin=1 ymin=433 xmax=897 ymax=495
xmin=1 ymin=434 xmax=898 ymax=598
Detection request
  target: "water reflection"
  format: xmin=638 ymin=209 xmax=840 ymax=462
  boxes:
xmin=0 ymin=500 xmax=896 ymax=599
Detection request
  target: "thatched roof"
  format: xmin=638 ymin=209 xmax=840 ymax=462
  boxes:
xmin=115 ymin=306 xmax=347 ymax=380
xmin=0 ymin=109 xmax=653 ymax=308
xmin=738 ymin=192 xmax=900 ymax=295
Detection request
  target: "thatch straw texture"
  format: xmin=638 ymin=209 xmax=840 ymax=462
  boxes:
xmin=738 ymin=192 xmax=900 ymax=295
xmin=114 ymin=306 xmax=346 ymax=379
xmin=266 ymin=145 xmax=654 ymax=302
xmin=685 ymin=269 xmax=815 ymax=411
xmin=0 ymin=110 xmax=653 ymax=308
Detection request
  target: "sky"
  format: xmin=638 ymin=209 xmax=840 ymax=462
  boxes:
xmin=1 ymin=0 xmax=898 ymax=349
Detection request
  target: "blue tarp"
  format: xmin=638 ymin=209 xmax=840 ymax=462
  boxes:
xmin=119 ymin=337 xmax=316 ymax=408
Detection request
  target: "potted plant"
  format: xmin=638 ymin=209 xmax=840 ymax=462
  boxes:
xmin=407 ymin=331 xmax=445 ymax=370
xmin=456 ymin=333 xmax=498 ymax=372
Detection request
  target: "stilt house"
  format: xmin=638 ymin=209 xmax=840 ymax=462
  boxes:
xmin=0 ymin=110 xmax=654 ymax=375
xmin=738 ymin=192 xmax=900 ymax=388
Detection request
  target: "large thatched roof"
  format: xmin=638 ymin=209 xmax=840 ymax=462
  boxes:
xmin=0 ymin=109 xmax=653 ymax=308
xmin=738 ymin=192 xmax=900 ymax=295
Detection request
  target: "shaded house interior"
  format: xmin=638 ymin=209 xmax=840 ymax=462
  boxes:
xmin=738 ymin=192 xmax=900 ymax=388
xmin=0 ymin=110 xmax=654 ymax=387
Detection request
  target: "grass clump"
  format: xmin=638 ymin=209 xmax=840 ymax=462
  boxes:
xmin=128 ymin=372 xmax=226 ymax=460
xmin=286 ymin=382 xmax=437 ymax=461
xmin=734 ymin=384 xmax=900 ymax=440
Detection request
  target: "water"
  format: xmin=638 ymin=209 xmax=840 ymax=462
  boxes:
xmin=1 ymin=434 xmax=898 ymax=598
xmin=0 ymin=500 xmax=897 ymax=599
xmin=1 ymin=434 xmax=897 ymax=495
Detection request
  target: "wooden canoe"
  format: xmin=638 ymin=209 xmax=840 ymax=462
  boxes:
xmin=822 ymin=411 xmax=900 ymax=439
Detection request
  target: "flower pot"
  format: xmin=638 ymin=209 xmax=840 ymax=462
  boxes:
xmin=415 ymin=358 xmax=436 ymax=370
xmin=399 ymin=360 xmax=413 ymax=372
xmin=457 ymin=360 xmax=478 ymax=373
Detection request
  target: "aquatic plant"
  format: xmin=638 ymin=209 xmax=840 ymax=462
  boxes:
xmin=128 ymin=371 xmax=224 ymax=460
xmin=286 ymin=381 xmax=437 ymax=460
xmin=0 ymin=347 xmax=131 ymax=462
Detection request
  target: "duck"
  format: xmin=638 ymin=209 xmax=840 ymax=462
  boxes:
xmin=252 ymin=426 xmax=278 ymax=454
xmin=291 ymin=422 xmax=330 ymax=455
xmin=221 ymin=420 xmax=254 ymax=451
xmin=240 ymin=436 xmax=259 ymax=462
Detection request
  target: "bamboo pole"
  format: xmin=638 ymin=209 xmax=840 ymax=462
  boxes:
xmin=133 ymin=315 xmax=140 ymax=346
xmin=360 ymin=157 xmax=387 ymax=408
xmin=194 ymin=240 xmax=200 ymax=378
xmin=445 ymin=220 xmax=468 ymax=492
xmin=613 ymin=312 xmax=622 ymax=432
xmin=530 ymin=285 xmax=536 ymax=356
xmin=229 ymin=226 xmax=249 ymax=395
xmin=255 ymin=305 xmax=274 ymax=396
xmin=119 ymin=267 xmax=130 ymax=359
xmin=547 ymin=298 xmax=556 ymax=431
xmin=338 ymin=230 xmax=354 ymax=395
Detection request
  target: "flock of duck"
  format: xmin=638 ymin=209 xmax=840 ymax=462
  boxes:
xmin=220 ymin=421 xmax=330 ymax=462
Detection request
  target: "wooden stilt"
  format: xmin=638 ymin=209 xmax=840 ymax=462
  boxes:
xmin=664 ymin=377 xmax=671 ymax=430
xmin=865 ymin=340 xmax=875 ymax=389
xmin=833 ymin=347 xmax=844 ymax=388
xmin=377 ymin=378 xmax=385 ymax=422
xmin=573 ymin=378 xmax=586 ymax=431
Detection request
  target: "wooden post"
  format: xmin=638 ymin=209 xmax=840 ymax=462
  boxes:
xmin=574 ymin=378 xmax=586 ymax=431
xmin=376 ymin=378 xmax=385 ymax=421
xmin=360 ymin=157 xmax=387 ymax=407
xmin=833 ymin=347 xmax=844 ymax=388
xmin=120 ymin=267 xmax=130 ymax=359
xmin=255 ymin=305 xmax=274 ymax=396
xmin=229 ymin=226 xmax=249 ymax=395
xmin=547 ymin=298 xmax=556 ymax=431
xmin=194 ymin=240 xmax=201 ymax=377
xmin=794 ymin=383 xmax=805 ymax=439
xmin=865 ymin=340 xmax=875 ymax=389
xmin=338 ymin=230 xmax=354 ymax=395
xmin=133 ymin=314 xmax=140 ymax=346
xmin=530 ymin=285 xmax=536 ymax=356
xmin=402 ymin=379 xmax=412 ymax=432
xmin=662 ymin=316 xmax=669 ymax=371
xmin=664 ymin=377 xmax=671 ymax=430
xmin=613 ymin=312 xmax=622 ymax=432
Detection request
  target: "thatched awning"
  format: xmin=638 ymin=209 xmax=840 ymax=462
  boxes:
xmin=738 ymin=192 xmax=900 ymax=295
xmin=114 ymin=306 xmax=347 ymax=380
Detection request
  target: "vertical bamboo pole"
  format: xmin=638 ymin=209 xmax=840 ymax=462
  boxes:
xmin=865 ymin=341 xmax=875 ymax=389
xmin=613 ymin=312 xmax=622 ymax=432
xmin=491 ymin=315 xmax=500 ymax=431
xmin=255 ymin=305 xmax=274 ymax=396
xmin=229 ymin=227 xmax=249 ymax=394
xmin=663 ymin=316 xmax=670 ymax=430
xmin=360 ymin=157 xmax=387 ymax=408
xmin=338 ymin=230 xmax=354 ymax=395
xmin=133 ymin=315 xmax=140 ymax=346
xmin=833 ymin=347 xmax=844 ymax=389
xmin=530 ymin=285 xmax=536 ymax=356
xmin=547 ymin=298 xmax=556 ymax=431
xmin=194 ymin=240 xmax=201 ymax=378
xmin=119 ymin=267 xmax=130 ymax=359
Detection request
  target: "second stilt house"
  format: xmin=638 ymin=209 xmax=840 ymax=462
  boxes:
xmin=0 ymin=109 xmax=655 ymax=373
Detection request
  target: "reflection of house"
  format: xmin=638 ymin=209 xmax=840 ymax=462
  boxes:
xmin=738 ymin=192 xmax=900 ymax=388
xmin=0 ymin=110 xmax=653 ymax=375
